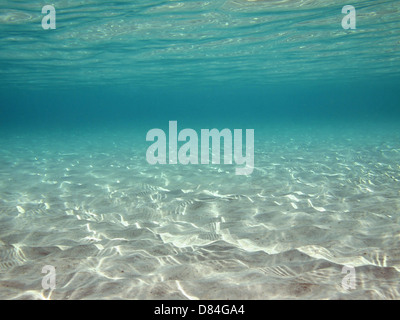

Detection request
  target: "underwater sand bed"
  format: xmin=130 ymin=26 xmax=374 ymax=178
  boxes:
xmin=0 ymin=125 xmax=400 ymax=299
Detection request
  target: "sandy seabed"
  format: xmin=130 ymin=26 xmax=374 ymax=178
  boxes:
xmin=0 ymin=124 xmax=400 ymax=299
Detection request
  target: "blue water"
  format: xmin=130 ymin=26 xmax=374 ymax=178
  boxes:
xmin=0 ymin=0 xmax=400 ymax=299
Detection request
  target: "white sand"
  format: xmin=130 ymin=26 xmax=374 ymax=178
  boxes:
xmin=0 ymin=125 xmax=399 ymax=299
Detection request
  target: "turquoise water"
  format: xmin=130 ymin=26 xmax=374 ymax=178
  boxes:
xmin=0 ymin=0 xmax=400 ymax=299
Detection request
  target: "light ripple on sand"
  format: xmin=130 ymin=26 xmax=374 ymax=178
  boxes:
xmin=0 ymin=128 xmax=400 ymax=299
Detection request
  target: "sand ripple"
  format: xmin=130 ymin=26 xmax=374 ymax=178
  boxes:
xmin=0 ymin=126 xmax=400 ymax=299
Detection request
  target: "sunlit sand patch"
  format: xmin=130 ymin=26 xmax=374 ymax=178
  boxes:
xmin=1 ymin=125 xmax=400 ymax=299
